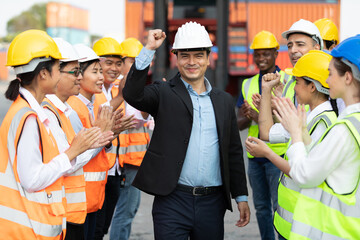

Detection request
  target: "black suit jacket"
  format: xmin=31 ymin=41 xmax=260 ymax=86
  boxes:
xmin=123 ymin=64 xmax=248 ymax=210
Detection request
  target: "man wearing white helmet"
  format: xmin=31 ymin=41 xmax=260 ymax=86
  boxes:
xmin=280 ymin=19 xmax=323 ymax=104
xmin=123 ymin=22 xmax=250 ymax=239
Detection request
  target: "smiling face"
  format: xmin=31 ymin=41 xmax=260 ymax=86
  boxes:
xmin=100 ymin=56 xmax=123 ymax=84
xmin=176 ymin=50 xmax=210 ymax=83
xmin=57 ymin=61 xmax=82 ymax=101
xmin=80 ymin=61 xmax=104 ymax=100
xmin=253 ymin=48 xmax=277 ymax=73
xmin=287 ymin=33 xmax=320 ymax=66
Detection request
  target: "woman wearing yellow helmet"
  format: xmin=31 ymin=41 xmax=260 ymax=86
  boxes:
xmin=254 ymin=34 xmax=360 ymax=240
xmin=0 ymin=30 xmax=102 ymax=239
xmin=246 ymin=50 xmax=338 ymax=240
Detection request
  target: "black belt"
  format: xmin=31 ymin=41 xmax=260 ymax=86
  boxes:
xmin=176 ymin=184 xmax=222 ymax=196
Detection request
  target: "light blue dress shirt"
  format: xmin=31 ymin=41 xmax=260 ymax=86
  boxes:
xmin=178 ymin=79 xmax=222 ymax=187
xmin=135 ymin=47 xmax=247 ymax=202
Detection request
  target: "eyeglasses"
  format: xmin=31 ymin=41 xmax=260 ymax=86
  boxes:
xmin=60 ymin=68 xmax=83 ymax=77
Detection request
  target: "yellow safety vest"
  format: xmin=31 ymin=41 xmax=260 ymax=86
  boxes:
xmin=289 ymin=113 xmax=360 ymax=240
xmin=274 ymin=110 xmax=337 ymax=239
xmin=241 ymin=70 xmax=291 ymax=158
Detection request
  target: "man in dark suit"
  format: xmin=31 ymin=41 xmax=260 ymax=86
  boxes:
xmin=123 ymin=22 xmax=250 ymax=240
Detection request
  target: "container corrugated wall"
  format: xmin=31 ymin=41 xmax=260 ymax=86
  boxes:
xmin=246 ymin=2 xmax=340 ymax=46
xmin=125 ymin=1 xmax=340 ymax=71
xmin=46 ymin=2 xmax=90 ymax=45
xmin=46 ymin=2 xmax=89 ymax=30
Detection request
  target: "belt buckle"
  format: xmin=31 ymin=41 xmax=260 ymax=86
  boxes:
xmin=192 ymin=187 xmax=203 ymax=196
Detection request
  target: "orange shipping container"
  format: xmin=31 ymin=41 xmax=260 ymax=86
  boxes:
xmin=47 ymin=2 xmax=89 ymax=31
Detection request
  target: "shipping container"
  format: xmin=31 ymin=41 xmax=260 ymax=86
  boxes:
xmin=125 ymin=0 xmax=340 ymax=95
xmin=47 ymin=2 xmax=89 ymax=31
xmin=47 ymin=27 xmax=91 ymax=46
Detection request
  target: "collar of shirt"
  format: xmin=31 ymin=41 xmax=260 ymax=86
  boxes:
xmin=102 ymin=83 xmax=114 ymax=101
xmin=180 ymin=77 xmax=212 ymax=96
xmin=19 ymin=87 xmax=50 ymax=125
xmin=46 ymin=94 xmax=73 ymax=118
xmin=338 ymin=103 xmax=360 ymax=120
xmin=306 ymin=100 xmax=333 ymax=125
xmin=77 ymin=93 xmax=95 ymax=110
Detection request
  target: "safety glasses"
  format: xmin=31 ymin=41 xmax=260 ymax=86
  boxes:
xmin=60 ymin=68 xmax=83 ymax=77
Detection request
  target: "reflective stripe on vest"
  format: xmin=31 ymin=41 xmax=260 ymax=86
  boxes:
xmin=0 ymin=205 xmax=65 ymax=238
xmin=289 ymin=113 xmax=360 ymax=239
xmin=282 ymin=75 xmax=295 ymax=99
xmin=307 ymin=111 xmax=337 ymax=135
xmin=124 ymin=126 xmax=149 ymax=166
xmin=94 ymin=91 xmax=126 ymax=168
xmin=43 ymin=98 xmax=88 ymax=224
xmin=241 ymin=71 xmax=289 ymax=158
xmin=0 ymin=96 xmax=66 ymax=239
xmin=274 ymin=110 xmax=337 ymax=239
xmin=84 ymin=171 xmax=107 ymax=182
xmin=67 ymin=95 xmax=110 ymax=213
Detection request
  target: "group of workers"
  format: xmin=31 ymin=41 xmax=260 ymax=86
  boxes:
xmin=0 ymin=14 xmax=359 ymax=240
xmin=240 ymin=18 xmax=360 ymax=240
xmin=0 ymin=30 xmax=150 ymax=240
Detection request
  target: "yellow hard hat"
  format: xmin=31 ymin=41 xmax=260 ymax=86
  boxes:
xmin=93 ymin=37 xmax=125 ymax=57
xmin=6 ymin=29 xmax=62 ymax=67
xmin=120 ymin=38 xmax=143 ymax=58
xmin=250 ymin=31 xmax=279 ymax=50
xmin=314 ymin=18 xmax=339 ymax=44
xmin=285 ymin=50 xmax=332 ymax=92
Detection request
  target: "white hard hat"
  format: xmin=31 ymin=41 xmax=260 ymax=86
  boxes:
xmin=53 ymin=38 xmax=83 ymax=62
xmin=172 ymin=21 xmax=213 ymax=52
xmin=73 ymin=44 xmax=100 ymax=63
xmin=282 ymin=19 xmax=323 ymax=50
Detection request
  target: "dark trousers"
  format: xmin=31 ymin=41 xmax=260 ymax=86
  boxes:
xmin=152 ymin=188 xmax=226 ymax=240
xmin=84 ymin=211 xmax=97 ymax=240
xmin=65 ymin=222 xmax=85 ymax=240
xmin=94 ymin=175 xmax=121 ymax=240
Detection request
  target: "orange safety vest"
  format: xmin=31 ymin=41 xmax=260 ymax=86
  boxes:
xmin=94 ymin=87 xmax=127 ymax=167
xmin=0 ymin=96 xmax=66 ymax=240
xmin=94 ymin=82 xmax=150 ymax=167
xmin=42 ymin=98 xmax=87 ymax=224
xmin=67 ymin=96 xmax=110 ymax=213
xmin=125 ymin=124 xmax=150 ymax=167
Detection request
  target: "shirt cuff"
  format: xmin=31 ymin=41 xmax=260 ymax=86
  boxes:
xmin=101 ymin=101 xmax=110 ymax=107
xmin=235 ymin=195 xmax=248 ymax=203
xmin=269 ymin=123 xmax=290 ymax=144
xmin=135 ymin=48 xmax=156 ymax=70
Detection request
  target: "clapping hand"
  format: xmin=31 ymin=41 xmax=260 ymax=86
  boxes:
xmin=272 ymin=97 xmax=305 ymax=143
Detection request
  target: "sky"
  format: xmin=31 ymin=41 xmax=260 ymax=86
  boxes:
xmin=0 ymin=0 xmax=125 ymax=39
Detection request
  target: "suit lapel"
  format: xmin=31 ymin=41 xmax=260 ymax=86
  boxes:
xmin=170 ymin=75 xmax=193 ymax=118
xmin=210 ymin=88 xmax=224 ymax=140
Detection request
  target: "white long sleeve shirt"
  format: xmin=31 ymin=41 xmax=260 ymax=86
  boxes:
xmin=17 ymin=88 xmax=72 ymax=192
xmin=44 ymin=94 xmax=98 ymax=174
xmin=288 ymin=103 xmax=360 ymax=194
xmin=269 ymin=101 xmax=333 ymax=144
